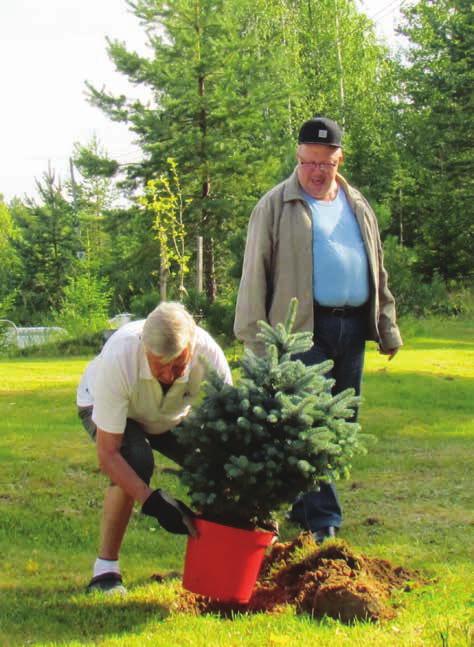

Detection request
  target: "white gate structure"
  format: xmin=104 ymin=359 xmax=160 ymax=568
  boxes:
xmin=0 ymin=320 xmax=67 ymax=349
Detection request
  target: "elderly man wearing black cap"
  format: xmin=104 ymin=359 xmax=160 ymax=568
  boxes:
xmin=234 ymin=116 xmax=402 ymax=542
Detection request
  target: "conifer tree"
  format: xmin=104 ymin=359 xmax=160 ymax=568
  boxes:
xmin=13 ymin=167 xmax=80 ymax=319
xmin=178 ymin=299 xmax=366 ymax=529
xmin=87 ymin=0 xmax=290 ymax=300
xmin=71 ymin=136 xmax=119 ymax=267
xmin=397 ymin=0 xmax=474 ymax=280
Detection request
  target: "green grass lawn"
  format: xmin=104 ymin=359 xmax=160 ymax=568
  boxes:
xmin=0 ymin=317 xmax=473 ymax=646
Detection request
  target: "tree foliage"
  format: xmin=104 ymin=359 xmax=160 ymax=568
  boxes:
xmin=87 ymin=0 xmax=290 ymax=299
xmin=396 ymin=0 xmax=474 ymax=280
xmin=2 ymin=0 xmax=471 ymax=329
xmin=178 ymin=299 xmax=365 ymax=529
xmin=139 ymin=158 xmax=190 ymax=300
xmin=53 ymin=256 xmax=113 ymax=338
xmin=0 ymin=197 xmax=21 ymax=308
xmin=12 ymin=168 xmax=80 ymax=321
xmin=86 ymin=0 xmax=395 ymax=300
xmin=70 ymin=136 xmax=120 ymax=267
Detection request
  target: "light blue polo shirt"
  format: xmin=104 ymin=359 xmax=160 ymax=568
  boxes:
xmin=303 ymin=188 xmax=370 ymax=307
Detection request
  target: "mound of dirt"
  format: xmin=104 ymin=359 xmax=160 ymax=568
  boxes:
xmin=177 ymin=533 xmax=427 ymax=624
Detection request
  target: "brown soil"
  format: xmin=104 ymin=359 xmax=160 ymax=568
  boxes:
xmin=176 ymin=533 xmax=427 ymax=624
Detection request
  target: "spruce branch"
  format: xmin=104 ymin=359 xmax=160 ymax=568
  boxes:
xmin=283 ymin=297 xmax=298 ymax=332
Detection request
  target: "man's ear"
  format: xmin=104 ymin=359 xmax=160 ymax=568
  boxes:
xmin=338 ymin=150 xmax=345 ymax=166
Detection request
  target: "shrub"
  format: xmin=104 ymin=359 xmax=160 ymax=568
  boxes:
xmin=383 ymin=236 xmax=455 ymax=316
xmin=129 ymin=291 xmax=161 ymax=318
xmin=53 ymin=268 xmax=112 ymax=338
xmin=177 ymin=299 xmax=366 ymax=530
xmin=183 ymin=289 xmax=237 ymax=342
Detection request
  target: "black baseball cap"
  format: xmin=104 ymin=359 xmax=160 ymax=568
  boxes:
xmin=298 ymin=116 xmax=343 ymax=147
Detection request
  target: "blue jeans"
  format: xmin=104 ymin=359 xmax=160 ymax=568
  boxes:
xmin=289 ymin=305 xmax=368 ymax=531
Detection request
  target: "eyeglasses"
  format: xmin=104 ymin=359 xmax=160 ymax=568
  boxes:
xmin=297 ymin=160 xmax=337 ymax=171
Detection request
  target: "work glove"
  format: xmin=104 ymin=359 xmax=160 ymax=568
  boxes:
xmin=141 ymin=489 xmax=196 ymax=536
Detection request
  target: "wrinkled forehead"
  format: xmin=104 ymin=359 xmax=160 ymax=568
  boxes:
xmin=169 ymin=345 xmax=191 ymax=365
xmin=297 ymin=143 xmax=343 ymax=161
xmin=147 ymin=344 xmax=191 ymax=366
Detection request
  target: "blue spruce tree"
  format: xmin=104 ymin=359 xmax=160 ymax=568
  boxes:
xmin=178 ymin=298 xmax=366 ymax=529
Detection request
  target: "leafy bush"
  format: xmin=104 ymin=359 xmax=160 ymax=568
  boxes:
xmin=183 ymin=289 xmax=237 ymax=342
xmin=443 ymin=284 xmax=474 ymax=318
xmin=129 ymin=291 xmax=161 ymax=318
xmin=205 ymin=295 xmax=237 ymax=341
xmin=177 ymin=299 xmax=366 ymax=530
xmin=53 ymin=268 xmax=112 ymax=338
xmin=383 ymin=236 xmax=459 ymax=317
xmin=182 ymin=288 xmax=208 ymax=321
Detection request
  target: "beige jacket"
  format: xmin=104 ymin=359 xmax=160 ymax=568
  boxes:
xmin=234 ymin=169 xmax=402 ymax=355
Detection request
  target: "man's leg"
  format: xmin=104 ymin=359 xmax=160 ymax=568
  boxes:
xmin=147 ymin=427 xmax=186 ymax=467
xmin=290 ymin=313 xmax=342 ymax=533
xmin=97 ymin=419 xmax=155 ymax=559
xmin=289 ymin=309 xmax=367 ymax=535
xmin=97 ymin=424 xmax=185 ymax=563
xmin=331 ymin=310 xmax=367 ymax=418
xmin=79 ymin=412 xmax=154 ymax=592
xmin=99 ymin=486 xmax=134 ymax=561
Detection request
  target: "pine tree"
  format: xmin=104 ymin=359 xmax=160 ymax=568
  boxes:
xmin=178 ymin=298 xmax=366 ymax=529
xmin=87 ymin=0 xmax=289 ymax=300
xmin=12 ymin=167 xmax=80 ymax=320
xmin=396 ymin=0 xmax=474 ymax=280
xmin=85 ymin=0 xmax=399 ymax=303
xmin=70 ymin=136 xmax=119 ymax=268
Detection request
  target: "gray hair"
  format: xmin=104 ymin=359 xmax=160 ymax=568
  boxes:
xmin=142 ymin=301 xmax=196 ymax=361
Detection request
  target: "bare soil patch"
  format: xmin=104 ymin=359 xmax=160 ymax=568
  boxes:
xmin=177 ymin=533 xmax=427 ymax=623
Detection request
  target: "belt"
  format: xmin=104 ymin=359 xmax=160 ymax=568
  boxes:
xmin=315 ymin=302 xmax=368 ymax=317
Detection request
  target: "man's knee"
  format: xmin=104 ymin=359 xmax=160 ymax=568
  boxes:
xmin=120 ymin=422 xmax=155 ymax=484
xmin=121 ymin=441 xmax=155 ymax=483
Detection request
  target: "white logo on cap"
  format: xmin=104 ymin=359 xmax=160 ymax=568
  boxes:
xmin=318 ymin=129 xmax=328 ymax=138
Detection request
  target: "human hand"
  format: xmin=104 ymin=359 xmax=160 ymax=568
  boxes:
xmin=141 ymin=489 xmax=197 ymax=536
xmin=378 ymin=345 xmax=398 ymax=361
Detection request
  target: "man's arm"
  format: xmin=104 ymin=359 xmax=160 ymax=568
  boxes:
xmin=234 ymin=201 xmax=274 ymax=355
xmin=374 ymin=224 xmax=403 ymax=355
xmin=96 ymin=428 xmax=196 ymax=536
xmin=96 ymin=428 xmax=152 ymax=503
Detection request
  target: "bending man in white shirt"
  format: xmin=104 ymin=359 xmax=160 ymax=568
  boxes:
xmin=77 ymin=301 xmax=232 ymax=594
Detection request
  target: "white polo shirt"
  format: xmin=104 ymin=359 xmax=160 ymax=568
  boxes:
xmin=77 ymin=321 xmax=232 ymax=435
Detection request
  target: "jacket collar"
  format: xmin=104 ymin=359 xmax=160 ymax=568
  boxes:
xmin=283 ymin=168 xmax=306 ymax=202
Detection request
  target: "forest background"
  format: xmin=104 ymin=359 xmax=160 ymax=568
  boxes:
xmin=0 ymin=0 xmax=472 ymax=346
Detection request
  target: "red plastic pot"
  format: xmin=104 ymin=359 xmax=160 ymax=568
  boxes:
xmin=182 ymin=518 xmax=275 ymax=603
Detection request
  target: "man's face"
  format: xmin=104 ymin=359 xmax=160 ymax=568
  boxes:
xmin=146 ymin=346 xmax=191 ymax=385
xmin=296 ymin=144 xmax=343 ymax=200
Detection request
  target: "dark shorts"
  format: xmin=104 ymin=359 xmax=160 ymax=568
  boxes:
xmin=78 ymin=405 xmax=186 ymax=484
